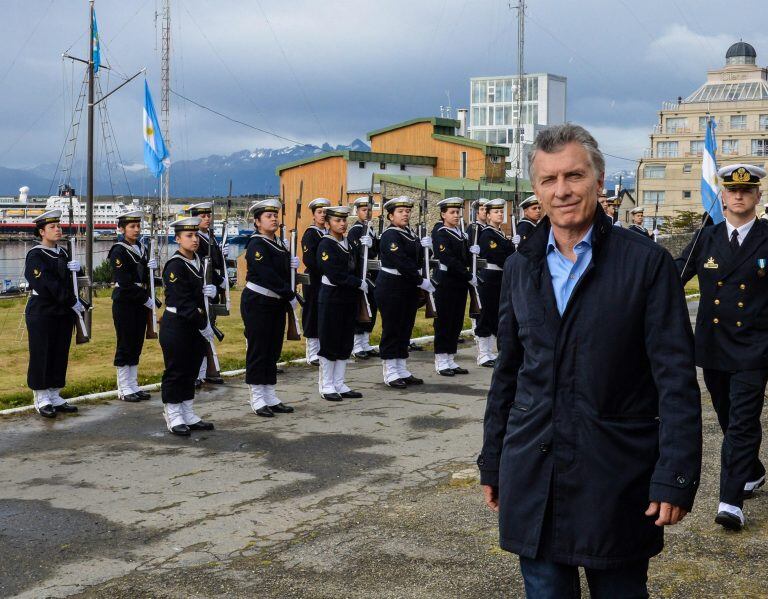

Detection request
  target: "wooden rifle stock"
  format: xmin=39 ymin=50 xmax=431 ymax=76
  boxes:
xmin=67 ymin=199 xmax=90 ymax=344
xmin=419 ymin=183 xmax=436 ymax=318
xmin=286 ymin=182 xmax=303 ymax=340
xmin=463 ymin=203 xmax=482 ymax=318
xmin=145 ymin=229 xmax=159 ymax=339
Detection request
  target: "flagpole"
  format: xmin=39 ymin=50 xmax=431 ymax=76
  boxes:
xmin=85 ymin=0 xmax=95 ymax=331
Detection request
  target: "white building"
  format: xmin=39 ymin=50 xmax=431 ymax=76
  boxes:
xmin=468 ymin=73 xmax=567 ymax=178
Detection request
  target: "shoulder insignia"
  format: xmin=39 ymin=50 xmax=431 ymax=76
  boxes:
xmin=439 ymin=244 xmax=445 ymax=252
xmin=254 ymin=251 xmax=263 ymax=261
xmin=115 ymin=258 xmax=122 ymax=268
xmin=704 ymin=257 xmax=719 ymax=269
xmin=489 ymin=240 xmax=497 ymax=249
xmin=168 ymin=271 xmax=177 ymax=282
xmin=33 ymin=268 xmax=41 ymax=278
xmin=390 ymin=242 xmax=398 ymax=252
xmin=302 ymin=244 xmax=308 ymax=252
xmin=321 ymin=251 xmax=329 ymax=261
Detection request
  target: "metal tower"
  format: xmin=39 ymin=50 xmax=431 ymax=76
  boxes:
xmin=160 ymin=0 xmax=171 ymax=257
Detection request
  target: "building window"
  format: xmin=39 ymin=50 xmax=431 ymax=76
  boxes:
xmin=488 ymin=82 xmax=495 ymax=103
xmin=752 ymin=139 xmax=768 ymax=156
xmin=643 ymin=165 xmax=666 ymax=179
xmin=666 ymin=117 xmax=687 ymax=133
xmin=683 ymin=190 xmax=692 ymax=200
xmin=721 ymin=139 xmax=739 ymax=155
xmin=379 ymin=163 xmax=386 ymax=170
xmin=643 ymin=191 xmax=665 ymax=205
xmin=358 ymin=161 xmax=365 ymax=169
xmin=472 ymin=130 xmax=487 ymax=142
xmin=730 ymin=115 xmax=747 ymax=130
xmin=760 ymin=115 xmax=768 ymax=130
xmin=690 ymin=140 xmax=704 ymax=156
xmin=698 ymin=116 xmax=708 ymax=131
xmin=683 ymin=163 xmax=692 ymax=173
xmin=490 ymin=155 xmax=502 ymax=164
xmin=460 ymin=151 xmax=468 ymax=178
xmin=657 ymin=141 xmax=679 ymax=158
xmin=472 ymin=80 xmax=487 ymax=103
xmin=400 ymin=164 xmax=406 ymax=171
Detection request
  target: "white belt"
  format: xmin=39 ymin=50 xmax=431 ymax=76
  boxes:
xmin=438 ymin=263 xmax=448 ymax=271
xmin=380 ymin=267 xmax=400 ymax=276
xmin=246 ymin=281 xmax=280 ymax=298
xmin=165 ymin=306 xmax=177 ymax=313
xmin=114 ymin=282 xmax=143 ymax=288
xmin=31 ymin=290 xmax=38 ymax=295
xmin=321 ymin=275 xmax=336 ymax=287
xmin=484 ymin=264 xmax=503 ymax=271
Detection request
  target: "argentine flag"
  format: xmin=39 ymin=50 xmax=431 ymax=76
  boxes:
xmin=143 ymin=81 xmax=168 ymax=178
xmin=701 ymin=117 xmax=724 ymax=224
xmin=92 ymin=9 xmax=100 ymax=73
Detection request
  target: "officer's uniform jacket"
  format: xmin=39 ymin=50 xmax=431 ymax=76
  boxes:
xmin=109 ymin=241 xmax=150 ymax=304
xmin=628 ymin=223 xmax=651 ymax=238
xmin=432 ymin=225 xmax=471 ymax=288
xmin=479 ymin=225 xmax=514 ymax=281
xmin=244 ymin=234 xmax=295 ymax=300
xmin=317 ymin=236 xmax=362 ymax=304
xmin=678 ymin=218 xmax=768 ymax=371
xmin=162 ymin=252 xmax=207 ymax=329
xmin=516 ymin=218 xmax=537 ymax=242
xmin=24 ymin=245 xmax=77 ymax=316
xmin=301 ymin=225 xmax=327 ymax=284
xmin=378 ymin=226 xmax=422 ymax=287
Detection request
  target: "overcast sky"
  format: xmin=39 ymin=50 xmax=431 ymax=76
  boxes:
xmin=1 ymin=0 xmax=767 ymax=175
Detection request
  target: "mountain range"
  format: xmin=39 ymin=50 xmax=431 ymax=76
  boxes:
xmin=1 ymin=139 xmax=371 ymax=198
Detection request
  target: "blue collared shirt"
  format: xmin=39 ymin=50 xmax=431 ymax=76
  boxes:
xmin=546 ymin=226 xmax=594 ymax=315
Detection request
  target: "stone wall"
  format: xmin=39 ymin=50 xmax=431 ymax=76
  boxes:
xmin=655 ymin=232 xmax=695 ymax=257
xmin=379 ymin=181 xmax=444 ymax=231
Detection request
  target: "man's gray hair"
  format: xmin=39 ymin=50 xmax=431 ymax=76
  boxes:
xmin=528 ymin=123 xmax=605 ymax=182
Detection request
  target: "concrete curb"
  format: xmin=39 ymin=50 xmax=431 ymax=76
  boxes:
xmin=0 ymin=329 xmax=474 ymax=417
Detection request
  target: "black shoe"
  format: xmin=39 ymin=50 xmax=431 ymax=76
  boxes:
xmin=309 ymin=359 xmax=320 ymax=366
xmin=136 ymin=390 xmax=151 ymax=400
xmin=340 ymin=390 xmax=363 ymax=398
xmin=744 ymin=475 xmax=765 ymax=499
xmin=452 ymin=366 xmax=469 ymax=375
xmin=480 ymin=360 xmax=496 ymax=368
xmin=402 ymin=375 xmax=423 ymax=385
xmin=322 ymin=393 xmax=343 ymax=401
xmin=354 ymin=351 xmax=370 ymax=360
xmin=169 ymin=424 xmax=191 ymax=436
xmin=188 ymin=420 xmax=215 ymax=431
xmin=38 ymin=405 xmax=56 ymax=418
xmin=121 ymin=393 xmax=142 ymax=403
xmin=438 ymin=369 xmax=455 ymax=376
xmin=385 ymin=378 xmax=407 ymax=389
xmin=715 ymin=511 xmax=743 ymax=531
xmin=53 ymin=402 xmax=78 ymax=414
xmin=195 ymin=379 xmax=203 ymax=390
xmin=366 ymin=348 xmax=380 ymax=357
xmin=205 ymin=376 xmax=225 ymax=385
xmin=276 ymin=367 xmax=285 ymax=374
xmin=409 ymin=343 xmax=423 ymax=351
xmin=255 ymin=406 xmax=274 ymax=417
xmin=270 ymin=402 xmax=295 ymax=413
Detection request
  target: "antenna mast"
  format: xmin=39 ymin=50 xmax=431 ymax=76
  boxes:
xmin=160 ymin=0 xmax=171 ymax=257
xmin=512 ymin=0 xmax=525 ymax=211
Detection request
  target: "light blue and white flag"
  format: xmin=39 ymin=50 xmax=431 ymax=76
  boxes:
xmin=701 ymin=116 xmax=724 ymax=224
xmin=143 ymin=81 xmax=168 ymax=178
xmin=92 ymin=9 xmax=100 ymax=73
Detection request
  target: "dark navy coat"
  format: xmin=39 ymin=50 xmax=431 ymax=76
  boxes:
xmin=479 ymin=207 xmax=702 ymax=568
xmin=24 ymin=245 xmax=77 ymax=317
xmin=109 ymin=241 xmax=150 ymax=305
xmin=516 ymin=217 xmax=537 ymax=242
xmin=677 ymin=218 xmax=768 ymax=371
xmin=317 ymin=236 xmax=362 ymax=305
xmin=432 ymin=225 xmax=471 ymax=288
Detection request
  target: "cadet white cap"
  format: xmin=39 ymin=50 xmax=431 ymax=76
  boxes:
xmin=308 ymin=197 xmax=332 ymax=211
xmin=170 ymin=217 xmax=201 ymax=232
xmin=187 ymin=201 xmax=213 ymax=215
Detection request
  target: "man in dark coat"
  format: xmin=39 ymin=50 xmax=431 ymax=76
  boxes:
xmin=479 ymin=124 xmax=702 ymax=598
xmin=678 ymin=162 xmax=768 ymax=531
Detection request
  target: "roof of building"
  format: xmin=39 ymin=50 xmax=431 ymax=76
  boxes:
xmin=275 ymin=150 xmax=437 ymax=175
xmin=375 ymin=174 xmax=531 ymax=200
xmin=684 ymin=80 xmax=768 ymax=103
xmin=726 ymin=41 xmax=757 ymax=59
xmin=431 ymin=133 xmax=510 ymax=157
xmin=366 ymin=117 xmax=461 ymax=140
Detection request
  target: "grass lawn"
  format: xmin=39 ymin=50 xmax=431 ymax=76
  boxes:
xmin=0 ymin=288 xmax=454 ymax=410
xmin=684 ymin=276 xmax=699 ymax=296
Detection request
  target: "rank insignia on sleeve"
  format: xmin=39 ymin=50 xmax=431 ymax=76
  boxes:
xmin=489 ymin=241 xmax=497 ymax=249
xmin=168 ymin=272 xmax=177 ymax=282
xmin=33 ymin=268 xmax=41 ymax=278
xmin=704 ymin=257 xmax=719 ymax=269
xmin=254 ymin=251 xmax=263 ymax=261
xmin=439 ymin=244 xmax=445 ymax=252
xmin=115 ymin=258 xmax=122 ymax=268
xmin=390 ymin=243 xmax=398 ymax=252
xmin=302 ymin=244 xmax=308 ymax=252
xmin=321 ymin=251 xmax=329 ymax=261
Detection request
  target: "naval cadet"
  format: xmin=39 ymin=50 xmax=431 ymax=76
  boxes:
xmin=316 ymin=205 xmax=366 ymax=401
xmin=475 ymin=198 xmax=514 ymax=367
xmin=159 ymin=217 xmax=215 ymax=436
xmin=628 ymin=206 xmax=652 ymax=238
xmin=109 ymin=209 xmax=155 ymax=402
xmin=188 ymin=201 xmax=227 ymax=386
xmin=516 ymin=195 xmax=540 ymax=243
xmin=432 ymin=197 xmax=476 ymax=376
xmin=678 ymin=163 xmax=768 ymax=531
xmin=301 ymin=197 xmax=330 ymax=365
xmin=348 ymin=196 xmax=379 ymax=359
xmin=241 ymin=199 xmax=297 ymax=417
xmin=467 ymin=197 xmax=490 ymax=244
xmin=375 ymin=196 xmax=429 ymax=388
xmin=761 ymin=202 xmax=768 ymax=221
xmin=24 ymin=210 xmax=81 ymax=418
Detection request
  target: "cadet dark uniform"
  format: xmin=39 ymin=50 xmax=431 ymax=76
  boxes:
xmin=677 ymin=162 xmax=768 ymax=530
xmin=317 ymin=205 xmax=364 ymax=400
xmin=301 ymin=197 xmax=331 ymax=364
xmin=241 ymin=199 xmax=296 ymax=417
xmin=516 ymin=195 xmax=540 ymax=243
xmin=375 ymin=198 xmax=424 ymax=387
xmin=159 ymin=218 xmax=213 ymax=436
xmin=24 ymin=210 xmax=79 ymax=418
xmin=109 ymin=210 xmax=153 ymax=402
xmin=347 ymin=210 xmax=379 ymax=358
xmin=628 ymin=223 xmax=651 ymax=237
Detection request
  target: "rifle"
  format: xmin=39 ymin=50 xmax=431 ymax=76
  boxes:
xmin=286 ymin=181 xmax=303 ymax=340
xmin=145 ymin=208 xmax=159 ymax=339
xmin=67 ymin=197 xmax=90 ymax=344
xmin=419 ymin=180 xmax=437 ymax=318
xmin=339 ymin=184 xmax=344 ymax=206
xmin=357 ymin=173 xmax=375 ymax=323
xmin=461 ymin=200 xmax=482 ymax=317
xmin=212 ymin=180 xmax=232 ymax=316
xmin=280 ymin=183 xmax=287 ymax=246
xmin=202 ymin=206 xmax=225 ymax=379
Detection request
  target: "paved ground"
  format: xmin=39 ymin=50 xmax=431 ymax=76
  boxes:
xmin=2 ymin=311 xmax=768 ymax=598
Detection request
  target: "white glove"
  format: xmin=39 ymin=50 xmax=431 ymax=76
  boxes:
xmin=222 ymin=244 xmax=230 ymax=258
xmin=469 ymin=244 xmax=480 ymax=255
xmin=289 ymin=298 xmax=299 ymax=310
xmin=419 ymin=278 xmax=435 ymax=293
xmin=67 ymin=260 xmax=80 ymax=272
xmin=512 ymin=234 xmax=521 ymax=245
xmin=359 ymin=280 xmax=369 ymax=293
xmin=143 ymin=297 xmax=155 ymax=309
xmin=71 ymin=300 xmax=85 ymax=314
xmin=203 ymin=284 xmax=217 ymax=299
xmin=652 ymin=229 xmax=659 ymax=237
xmin=147 ymin=258 xmax=158 ymax=270
xmin=469 ymin=275 xmax=479 ymax=287
xmin=199 ymin=324 xmax=214 ymax=341
xmin=290 ymin=256 xmax=300 ymax=269
xmin=360 ymin=234 xmax=373 ymax=248
xmin=282 ymin=237 xmax=290 ymax=250
xmin=420 ymin=236 xmax=433 ymax=248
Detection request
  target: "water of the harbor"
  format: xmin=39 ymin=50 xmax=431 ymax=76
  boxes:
xmin=0 ymin=240 xmax=248 ymax=289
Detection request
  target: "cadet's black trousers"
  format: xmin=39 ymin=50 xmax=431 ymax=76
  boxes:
xmin=475 ymin=271 xmax=502 ymax=338
xmin=374 ymin=272 xmax=419 ymax=360
xmin=113 ymin=301 xmax=147 ymax=366
xmin=301 ymin=282 xmax=320 ymax=338
xmin=159 ymin=312 xmax=206 ymax=404
xmin=433 ymin=283 xmax=468 ymax=355
xmin=241 ymin=289 xmax=286 ymax=386
xmin=26 ymin=313 xmax=74 ymax=390
xmin=703 ymin=367 xmax=768 ymax=507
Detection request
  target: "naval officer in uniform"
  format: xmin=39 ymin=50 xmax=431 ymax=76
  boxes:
xmin=347 ymin=196 xmax=379 ymax=359
xmin=241 ymin=199 xmax=297 ymax=417
xmin=159 ymin=217 xmax=215 ymax=436
xmin=467 ymin=197 xmax=490 ymax=244
xmin=301 ymin=197 xmax=330 ymax=365
xmin=24 ymin=210 xmax=81 ymax=418
xmin=628 ymin=206 xmax=652 ymax=238
xmin=109 ymin=208 xmax=155 ymax=402
xmin=679 ymin=163 xmax=768 ymax=530
xmin=516 ymin=195 xmax=540 ymax=243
